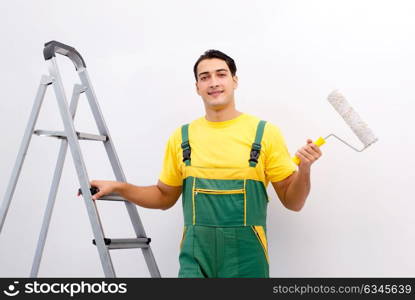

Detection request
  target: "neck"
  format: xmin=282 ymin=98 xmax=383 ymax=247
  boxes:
xmin=204 ymin=102 xmax=242 ymax=122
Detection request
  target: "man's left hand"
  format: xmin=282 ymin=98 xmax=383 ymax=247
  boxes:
xmin=295 ymin=139 xmax=322 ymax=170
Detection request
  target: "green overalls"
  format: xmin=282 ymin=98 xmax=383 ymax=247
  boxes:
xmin=178 ymin=120 xmax=270 ymax=278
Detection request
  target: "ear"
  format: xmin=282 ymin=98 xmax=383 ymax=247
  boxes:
xmin=233 ymin=75 xmax=238 ymax=89
xmin=195 ymin=81 xmax=201 ymax=96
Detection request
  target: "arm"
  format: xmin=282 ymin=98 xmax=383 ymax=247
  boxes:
xmin=272 ymin=139 xmax=321 ymax=211
xmin=272 ymin=170 xmax=310 ymax=211
xmin=87 ymin=180 xmax=182 ymax=210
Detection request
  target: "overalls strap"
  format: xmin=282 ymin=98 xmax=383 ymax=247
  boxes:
xmin=249 ymin=120 xmax=267 ymax=167
xmin=181 ymin=124 xmax=191 ymax=166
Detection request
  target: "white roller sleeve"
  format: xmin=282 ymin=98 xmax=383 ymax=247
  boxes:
xmin=327 ymin=90 xmax=377 ymax=147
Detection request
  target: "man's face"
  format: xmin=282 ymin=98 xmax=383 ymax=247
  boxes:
xmin=195 ymin=58 xmax=238 ymax=110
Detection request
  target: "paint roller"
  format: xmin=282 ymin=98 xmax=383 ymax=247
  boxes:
xmin=293 ymin=90 xmax=378 ymax=165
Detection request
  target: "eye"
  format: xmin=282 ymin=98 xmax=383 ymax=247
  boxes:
xmin=218 ymin=73 xmax=226 ymax=77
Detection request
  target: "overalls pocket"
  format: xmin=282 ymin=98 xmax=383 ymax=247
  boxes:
xmin=192 ymin=180 xmax=246 ymax=226
xmin=251 ymin=225 xmax=269 ymax=263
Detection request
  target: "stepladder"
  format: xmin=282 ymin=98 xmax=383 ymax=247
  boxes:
xmin=0 ymin=41 xmax=161 ymax=278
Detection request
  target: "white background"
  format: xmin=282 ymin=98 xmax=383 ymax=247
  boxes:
xmin=0 ymin=0 xmax=414 ymax=277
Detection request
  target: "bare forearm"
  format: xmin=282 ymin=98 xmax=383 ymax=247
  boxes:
xmin=115 ymin=183 xmax=168 ymax=209
xmin=284 ymin=169 xmax=311 ymax=211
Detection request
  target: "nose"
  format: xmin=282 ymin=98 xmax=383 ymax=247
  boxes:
xmin=209 ymin=75 xmax=220 ymax=88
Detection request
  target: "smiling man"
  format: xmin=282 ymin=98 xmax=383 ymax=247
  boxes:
xmin=88 ymin=50 xmax=322 ymax=278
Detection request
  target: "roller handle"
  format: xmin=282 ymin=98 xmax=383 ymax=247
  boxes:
xmin=292 ymin=136 xmax=326 ymax=165
xmin=43 ymin=40 xmax=86 ymax=70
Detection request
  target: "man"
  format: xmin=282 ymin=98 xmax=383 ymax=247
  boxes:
xmin=87 ymin=50 xmax=322 ymax=277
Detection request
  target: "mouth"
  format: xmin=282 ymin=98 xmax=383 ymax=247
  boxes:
xmin=208 ymin=90 xmax=224 ymax=97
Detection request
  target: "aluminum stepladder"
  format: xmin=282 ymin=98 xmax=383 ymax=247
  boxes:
xmin=0 ymin=41 xmax=161 ymax=278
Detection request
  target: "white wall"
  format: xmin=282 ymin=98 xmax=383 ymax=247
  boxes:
xmin=0 ymin=0 xmax=414 ymax=277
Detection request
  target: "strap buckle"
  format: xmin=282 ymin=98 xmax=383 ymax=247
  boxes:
xmin=181 ymin=141 xmax=191 ymax=162
xmin=249 ymin=143 xmax=261 ymax=164
xmin=182 ymin=148 xmax=191 ymax=162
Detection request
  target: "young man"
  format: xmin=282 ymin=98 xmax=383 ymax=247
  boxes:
xmin=87 ymin=50 xmax=322 ymax=278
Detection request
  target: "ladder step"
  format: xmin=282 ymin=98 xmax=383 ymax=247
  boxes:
xmin=34 ymin=130 xmax=107 ymax=141
xmin=96 ymin=193 xmax=126 ymax=202
xmin=92 ymin=238 xmax=151 ymax=249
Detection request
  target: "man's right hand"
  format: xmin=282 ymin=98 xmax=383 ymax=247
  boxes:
xmin=78 ymin=180 xmax=182 ymax=210
xmin=78 ymin=180 xmax=122 ymax=200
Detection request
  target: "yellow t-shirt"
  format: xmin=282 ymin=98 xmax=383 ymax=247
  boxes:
xmin=159 ymin=113 xmax=297 ymax=187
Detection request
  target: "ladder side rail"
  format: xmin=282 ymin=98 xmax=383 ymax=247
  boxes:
xmin=30 ymin=84 xmax=85 ymax=277
xmin=0 ymin=76 xmax=53 ymax=232
xmin=78 ymin=69 xmax=161 ymax=277
xmin=48 ymin=58 xmax=116 ymax=277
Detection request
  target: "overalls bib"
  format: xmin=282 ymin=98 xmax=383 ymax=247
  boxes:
xmin=178 ymin=120 xmax=270 ymax=278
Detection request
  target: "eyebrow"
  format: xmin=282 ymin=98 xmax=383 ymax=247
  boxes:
xmin=198 ymin=69 xmax=229 ymax=78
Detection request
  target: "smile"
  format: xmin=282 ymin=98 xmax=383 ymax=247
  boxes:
xmin=208 ymin=90 xmax=224 ymax=96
